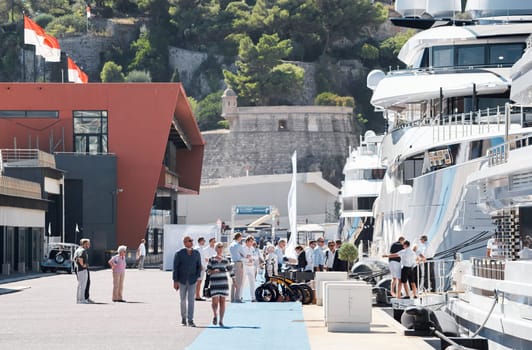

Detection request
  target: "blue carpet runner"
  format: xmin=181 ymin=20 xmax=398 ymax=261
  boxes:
xmin=187 ymin=302 xmax=310 ymax=350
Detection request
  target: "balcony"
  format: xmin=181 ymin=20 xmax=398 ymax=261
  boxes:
xmin=0 ymin=149 xmax=56 ymax=170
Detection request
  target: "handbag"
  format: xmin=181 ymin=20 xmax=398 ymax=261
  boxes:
xmin=202 ymin=273 xmax=211 ymax=298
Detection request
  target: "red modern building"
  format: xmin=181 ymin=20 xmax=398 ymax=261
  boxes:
xmin=0 ymin=83 xmax=204 ymax=266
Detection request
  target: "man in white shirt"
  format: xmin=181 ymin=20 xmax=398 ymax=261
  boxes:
xmin=519 ymin=236 xmax=532 ymax=260
xmin=304 ymin=240 xmax=316 ymax=272
xmin=324 ymin=241 xmax=336 ymax=270
xmin=194 ymin=237 xmax=207 ymax=301
xmin=413 ymin=235 xmax=433 ymax=292
xmin=203 ymin=237 xmax=216 ymax=261
xmin=486 ymin=235 xmax=500 ymax=258
xmin=243 ymin=236 xmax=258 ymax=301
xmin=137 ymin=239 xmax=146 ymax=270
xmin=384 ymin=240 xmax=418 ymax=298
xmin=275 ymin=239 xmax=286 ymax=272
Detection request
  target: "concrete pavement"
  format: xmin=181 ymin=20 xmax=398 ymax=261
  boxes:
xmin=0 ymin=269 xmax=436 ymax=350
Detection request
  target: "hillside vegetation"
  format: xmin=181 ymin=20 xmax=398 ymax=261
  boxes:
xmin=0 ymin=0 xmax=413 ymax=132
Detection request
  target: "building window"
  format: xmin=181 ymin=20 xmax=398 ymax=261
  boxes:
xmin=0 ymin=110 xmax=58 ymax=118
xmin=73 ymin=111 xmax=108 ymax=154
xmin=278 ymin=120 xmax=288 ymax=131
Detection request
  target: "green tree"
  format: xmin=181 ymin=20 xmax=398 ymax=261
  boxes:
xmin=27 ymin=0 xmax=71 ymax=17
xmin=125 ymin=70 xmax=152 ymax=82
xmin=380 ymin=29 xmax=416 ymax=66
xmin=195 ymin=90 xmax=223 ymax=131
xmin=100 ymin=61 xmax=125 ymax=82
xmin=338 ymin=242 xmax=358 ymax=272
xmin=316 ymin=0 xmax=387 ymax=56
xmin=360 ymin=43 xmax=379 ymax=61
xmin=223 ymin=33 xmax=304 ymax=106
xmin=45 ymin=14 xmax=87 ymax=36
xmin=130 ymin=0 xmax=171 ymax=81
xmin=315 ymin=92 xmax=354 ymax=108
xmin=0 ymin=32 xmax=21 ymax=81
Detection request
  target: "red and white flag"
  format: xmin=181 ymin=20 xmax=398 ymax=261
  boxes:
xmin=37 ymin=33 xmax=61 ymax=62
xmin=68 ymin=57 xmax=89 ymax=84
xmin=24 ymin=15 xmax=61 ymax=62
xmin=24 ymin=15 xmax=45 ymax=47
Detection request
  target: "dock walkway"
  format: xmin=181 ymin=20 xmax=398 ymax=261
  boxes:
xmin=0 ymin=269 xmax=434 ymax=350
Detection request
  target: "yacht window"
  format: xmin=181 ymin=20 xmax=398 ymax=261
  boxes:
xmin=358 ymin=197 xmax=376 ymax=210
xmin=371 ymin=169 xmax=386 ymax=179
xmin=489 ymin=43 xmax=525 ymax=65
xmin=456 ymin=45 xmax=484 ymax=66
xmin=432 ymin=46 xmax=453 ymax=67
xmin=402 ymin=158 xmax=424 ymax=184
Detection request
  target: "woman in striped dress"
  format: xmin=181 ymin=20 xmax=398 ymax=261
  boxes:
xmin=207 ymin=242 xmax=235 ymax=327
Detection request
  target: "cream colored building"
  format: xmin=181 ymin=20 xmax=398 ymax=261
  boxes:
xmin=177 ymin=172 xmax=339 ymax=233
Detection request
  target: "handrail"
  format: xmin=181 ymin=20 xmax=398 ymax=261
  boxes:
xmin=392 ymin=104 xmax=532 ymax=144
xmin=387 ymin=63 xmax=514 ymax=75
xmin=486 ymin=103 xmax=532 ymax=166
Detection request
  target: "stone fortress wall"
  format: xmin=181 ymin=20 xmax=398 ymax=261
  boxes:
xmin=201 ymin=89 xmax=359 ymax=187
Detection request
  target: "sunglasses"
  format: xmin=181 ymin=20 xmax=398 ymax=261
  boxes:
xmin=185 ymin=239 xmax=193 ymax=243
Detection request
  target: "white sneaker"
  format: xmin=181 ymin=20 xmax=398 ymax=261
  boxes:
xmin=77 ymin=300 xmax=89 ymax=304
xmin=86 ymin=299 xmax=95 ymax=304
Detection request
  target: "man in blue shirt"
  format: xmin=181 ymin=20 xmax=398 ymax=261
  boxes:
xmin=313 ymin=237 xmax=326 ymax=271
xmin=173 ymin=236 xmax=202 ymax=327
xmin=229 ymin=233 xmax=245 ymax=303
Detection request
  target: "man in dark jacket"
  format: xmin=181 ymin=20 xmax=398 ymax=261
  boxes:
xmin=173 ymin=235 xmax=202 ymax=327
xmin=332 ymin=240 xmax=348 ymax=272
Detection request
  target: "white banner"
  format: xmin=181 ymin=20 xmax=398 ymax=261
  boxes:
xmin=286 ymin=151 xmax=297 ymax=259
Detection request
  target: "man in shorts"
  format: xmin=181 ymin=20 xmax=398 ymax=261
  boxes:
xmin=388 ymin=236 xmax=404 ymax=298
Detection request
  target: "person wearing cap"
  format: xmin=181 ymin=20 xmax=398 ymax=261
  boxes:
xmin=108 ymin=245 xmax=127 ymax=302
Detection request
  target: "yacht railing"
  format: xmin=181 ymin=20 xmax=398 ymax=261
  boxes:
xmin=387 ymin=64 xmax=514 ymax=75
xmin=393 ymin=104 xmax=532 ymax=144
xmin=487 ymin=134 xmax=532 ymax=166
xmin=486 ymin=104 xmax=532 ymax=166
xmin=471 ymin=257 xmax=506 ymax=280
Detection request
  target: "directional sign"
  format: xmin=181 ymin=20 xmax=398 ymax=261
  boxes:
xmin=235 ymin=206 xmax=271 ymax=215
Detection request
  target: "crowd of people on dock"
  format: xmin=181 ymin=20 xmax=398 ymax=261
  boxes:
xmin=171 ymin=232 xmax=353 ymax=327
xmin=71 ymin=233 xmax=355 ymax=327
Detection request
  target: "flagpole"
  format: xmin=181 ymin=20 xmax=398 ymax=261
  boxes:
xmin=33 ymin=46 xmax=37 ymax=82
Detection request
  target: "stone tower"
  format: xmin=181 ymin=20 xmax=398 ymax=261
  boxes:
xmin=221 ymin=87 xmax=238 ymax=128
